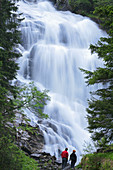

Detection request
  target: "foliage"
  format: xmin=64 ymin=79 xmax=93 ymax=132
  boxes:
xmin=83 ymin=141 xmax=95 ymax=154
xmin=0 ymin=0 xmax=50 ymax=169
xmin=69 ymin=0 xmax=93 ymax=14
xmin=0 ymin=134 xmax=40 ymax=170
xmin=93 ymin=0 xmax=113 ymax=8
xmin=0 ymin=0 xmax=21 ymax=124
xmin=14 ymin=82 xmax=50 ymax=119
xmin=0 ymin=0 xmax=50 ymax=125
xmin=80 ymin=3 xmax=113 ymax=145
xmin=77 ymin=149 xmax=113 ymax=170
xmin=69 ymin=0 xmax=113 ymax=16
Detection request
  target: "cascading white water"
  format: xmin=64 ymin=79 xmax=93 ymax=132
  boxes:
xmin=17 ymin=0 xmax=106 ymax=163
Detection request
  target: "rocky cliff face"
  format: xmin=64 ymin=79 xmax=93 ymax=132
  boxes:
xmin=14 ymin=113 xmax=62 ymax=169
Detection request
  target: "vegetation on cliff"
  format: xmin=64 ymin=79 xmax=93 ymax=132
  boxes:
xmin=76 ymin=144 xmax=113 ymax=169
xmin=0 ymin=0 xmax=49 ymax=169
xmin=81 ymin=0 xmax=113 ymax=149
xmin=78 ymin=1 xmax=113 ymax=169
xmin=69 ymin=0 xmax=113 ymax=16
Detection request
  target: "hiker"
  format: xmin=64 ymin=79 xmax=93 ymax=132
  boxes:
xmin=70 ymin=150 xmax=77 ymax=169
xmin=58 ymin=147 xmax=61 ymax=158
xmin=61 ymin=148 xmax=69 ymax=169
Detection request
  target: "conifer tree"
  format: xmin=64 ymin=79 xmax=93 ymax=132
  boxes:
xmin=0 ymin=0 xmax=49 ymax=168
xmin=81 ymin=4 xmax=113 ymax=145
xmin=0 ymin=0 xmax=21 ymax=121
xmin=0 ymin=0 xmax=23 ymax=168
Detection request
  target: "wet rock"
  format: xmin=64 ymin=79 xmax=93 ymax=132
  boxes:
xmin=15 ymin=115 xmax=44 ymax=154
xmin=21 ymin=146 xmax=32 ymax=155
xmin=14 ymin=113 xmax=62 ymax=169
xmin=55 ymin=0 xmax=72 ymax=11
xmin=30 ymin=153 xmax=42 ymax=158
xmin=30 ymin=151 xmax=62 ymax=169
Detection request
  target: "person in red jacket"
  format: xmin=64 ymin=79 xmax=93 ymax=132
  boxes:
xmin=61 ymin=148 xmax=68 ymax=169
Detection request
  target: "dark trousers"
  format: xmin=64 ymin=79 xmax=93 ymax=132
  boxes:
xmin=71 ymin=160 xmax=76 ymax=168
xmin=62 ymin=157 xmax=67 ymax=169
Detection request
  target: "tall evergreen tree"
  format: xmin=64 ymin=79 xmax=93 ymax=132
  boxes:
xmin=0 ymin=0 xmax=21 ymax=122
xmin=81 ymin=4 xmax=113 ymax=145
xmin=0 ymin=0 xmax=23 ymax=168
xmin=0 ymin=0 xmax=49 ymax=168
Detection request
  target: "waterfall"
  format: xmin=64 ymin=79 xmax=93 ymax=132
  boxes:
xmin=17 ymin=0 xmax=106 ymax=163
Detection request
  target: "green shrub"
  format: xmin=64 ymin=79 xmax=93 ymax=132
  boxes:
xmin=69 ymin=0 xmax=93 ymax=14
xmin=0 ymin=135 xmax=39 ymax=170
xmin=77 ymin=151 xmax=113 ymax=170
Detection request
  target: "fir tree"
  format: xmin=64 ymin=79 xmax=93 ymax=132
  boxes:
xmin=0 ymin=0 xmax=21 ymax=121
xmin=0 ymin=1 xmax=49 ymax=168
xmin=81 ymin=4 xmax=113 ymax=145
